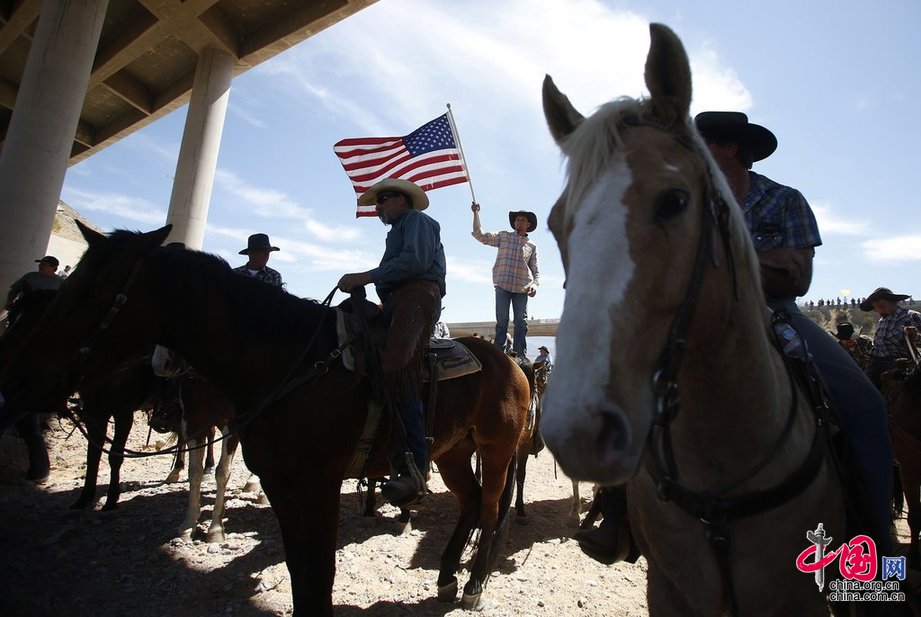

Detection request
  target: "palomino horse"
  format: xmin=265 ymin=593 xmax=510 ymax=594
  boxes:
xmin=883 ymin=365 xmax=921 ymax=568
xmin=540 ymin=24 xmax=847 ymax=615
xmin=0 ymin=225 xmax=529 ymax=616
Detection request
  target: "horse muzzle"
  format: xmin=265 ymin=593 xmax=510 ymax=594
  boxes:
xmin=542 ymin=399 xmax=643 ymax=485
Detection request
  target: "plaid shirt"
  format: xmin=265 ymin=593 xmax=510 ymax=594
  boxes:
xmin=743 ymin=172 xmax=822 ymax=252
xmin=472 ymin=228 xmax=540 ymax=294
xmin=233 ymin=264 xmax=284 ymax=287
xmin=871 ymin=306 xmax=921 ymax=359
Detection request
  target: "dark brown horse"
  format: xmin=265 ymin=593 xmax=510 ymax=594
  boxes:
xmin=883 ymin=365 xmax=921 ymax=567
xmin=0 ymin=289 xmax=159 ymax=510
xmin=514 ymin=358 xmax=545 ymax=519
xmin=0 ymin=223 xmax=529 ymax=616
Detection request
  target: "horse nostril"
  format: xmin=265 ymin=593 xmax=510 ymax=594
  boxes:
xmin=595 ymin=406 xmax=632 ymax=464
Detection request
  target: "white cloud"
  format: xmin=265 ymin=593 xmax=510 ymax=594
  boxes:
xmin=862 ymin=235 xmax=921 ymax=264
xmin=213 ymin=169 xmax=361 ymax=241
xmin=811 ymin=201 xmax=870 ymax=236
xmin=447 ymin=255 xmax=494 ymax=285
xmin=62 ymin=187 xmax=167 ymax=226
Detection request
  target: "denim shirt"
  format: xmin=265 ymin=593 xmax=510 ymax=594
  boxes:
xmin=370 ymin=208 xmax=446 ymax=302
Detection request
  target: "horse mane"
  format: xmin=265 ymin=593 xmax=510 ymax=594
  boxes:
xmin=901 ymin=366 xmax=921 ymax=400
xmin=147 ymin=242 xmax=332 ymax=344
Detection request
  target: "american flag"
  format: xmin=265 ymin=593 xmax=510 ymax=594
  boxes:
xmin=334 ymin=113 xmax=469 ymax=217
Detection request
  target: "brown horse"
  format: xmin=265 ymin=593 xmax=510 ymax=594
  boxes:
xmin=0 ymin=224 xmax=529 ymax=616
xmin=539 ymin=23 xmax=847 ymax=615
xmin=883 ymin=365 xmax=921 ymax=567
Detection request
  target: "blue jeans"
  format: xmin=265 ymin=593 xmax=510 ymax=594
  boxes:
xmin=771 ymin=299 xmax=893 ymax=549
xmin=495 ymin=287 xmax=529 ymax=356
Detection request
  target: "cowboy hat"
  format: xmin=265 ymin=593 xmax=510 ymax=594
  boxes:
xmin=694 ymin=111 xmax=778 ymax=162
xmin=358 ymin=178 xmax=429 ymax=211
xmin=538 ymin=345 xmax=550 ymax=352
xmin=239 ymin=233 xmax=280 ymax=255
xmin=860 ymin=287 xmax=910 ymax=311
xmin=831 ymin=322 xmax=855 ymax=341
xmin=509 ymin=210 xmax=538 ymax=233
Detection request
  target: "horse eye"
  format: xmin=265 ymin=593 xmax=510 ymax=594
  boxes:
xmin=654 ymin=189 xmax=690 ymax=222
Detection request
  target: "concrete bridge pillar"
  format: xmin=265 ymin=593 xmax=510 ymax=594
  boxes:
xmin=165 ymin=47 xmax=235 ymax=250
xmin=0 ymin=0 xmax=109 ymax=299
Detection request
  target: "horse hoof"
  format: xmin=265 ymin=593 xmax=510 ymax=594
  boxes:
xmin=437 ymin=578 xmax=458 ymax=603
xmin=243 ymin=480 xmax=261 ymax=493
xmin=101 ymin=502 xmax=119 ymax=512
xmin=206 ymin=531 xmax=225 ymax=544
xmin=203 ymin=466 xmax=215 ymax=476
xmin=461 ymin=590 xmax=487 ymax=611
xmin=165 ymin=470 xmax=182 ymax=484
xmin=256 ymin=493 xmax=269 ymax=506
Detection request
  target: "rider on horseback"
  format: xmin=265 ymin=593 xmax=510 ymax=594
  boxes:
xmin=337 ymin=178 xmax=446 ymax=507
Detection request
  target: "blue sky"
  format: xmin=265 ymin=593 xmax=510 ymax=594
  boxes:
xmin=61 ymin=0 xmax=921 ymax=321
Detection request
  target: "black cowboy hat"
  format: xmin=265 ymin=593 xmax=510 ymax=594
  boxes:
xmin=239 ymin=233 xmax=280 ymax=255
xmin=831 ymin=322 xmax=855 ymax=341
xmin=538 ymin=345 xmax=550 ymax=352
xmin=35 ymin=255 xmax=59 ymax=268
xmin=694 ymin=111 xmax=778 ymax=162
xmin=509 ymin=210 xmax=538 ymax=233
xmin=860 ymin=287 xmax=910 ymax=311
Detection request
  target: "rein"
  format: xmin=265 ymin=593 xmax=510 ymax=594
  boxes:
xmin=629 ymin=117 xmax=828 ymax=616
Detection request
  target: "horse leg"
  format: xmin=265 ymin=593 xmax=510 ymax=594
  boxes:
xmin=904 ymin=475 xmax=921 ymax=569
xmin=203 ymin=429 xmax=215 ymax=476
xmin=514 ymin=447 xmax=528 ymax=519
xmin=570 ymin=479 xmax=583 ymax=526
xmin=165 ymin=437 xmax=184 ymax=483
xmin=205 ymin=428 xmax=238 ymax=543
xmin=18 ymin=414 xmax=49 ymax=482
xmin=242 ymin=471 xmax=268 ymax=504
xmin=71 ymin=410 xmax=107 ymax=509
xmin=433 ymin=438 xmax=481 ymax=603
xmin=101 ymin=410 xmax=133 ymax=510
xmin=462 ymin=448 xmax=517 ymax=610
xmin=260 ymin=474 xmax=342 ymax=617
xmin=362 ymin=477 xmax=378 ymax=517
xmin=178 ymin=432 xmax=205 ymax=541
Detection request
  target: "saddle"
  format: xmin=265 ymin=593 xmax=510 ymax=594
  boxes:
xmin=335 ymin=300 xmax=481 ymax=480
xmin=335 ymin=305 xmax=481 ymax=382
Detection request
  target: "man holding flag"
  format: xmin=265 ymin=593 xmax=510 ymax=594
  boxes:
xmin=337 ymin=178 xmax=446 ymax=507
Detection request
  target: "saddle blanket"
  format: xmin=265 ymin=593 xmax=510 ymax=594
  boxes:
xmin=336 ymin=309 xmax=481 ymax=382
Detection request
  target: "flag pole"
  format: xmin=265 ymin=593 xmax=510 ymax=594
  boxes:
xmin=446 ymin=103 xmax=478 ymax=204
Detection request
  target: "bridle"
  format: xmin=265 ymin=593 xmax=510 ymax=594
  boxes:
xmin=65 ymin=260 xmax=145 ymax=392
xmin=621 ymin=116 xmax=830 ymax=616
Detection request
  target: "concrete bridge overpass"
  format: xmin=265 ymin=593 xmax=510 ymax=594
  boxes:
xmin=447 ymin=320 xmax=560 ymax=338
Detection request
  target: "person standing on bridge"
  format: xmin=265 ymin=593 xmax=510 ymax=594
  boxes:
xmin=471 ymin=204 xmax=540 ymax=357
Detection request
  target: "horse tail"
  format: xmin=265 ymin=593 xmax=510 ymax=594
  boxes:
xmin=513 ymin=355 xmax=536 ymax=400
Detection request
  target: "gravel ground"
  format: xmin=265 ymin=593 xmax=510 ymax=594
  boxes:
xmin=0 ymin=418 xmax=649 ymax=616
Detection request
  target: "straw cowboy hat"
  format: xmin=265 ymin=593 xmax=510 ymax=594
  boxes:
xmin=358 ymin=178 xmax=429 ymax=211
xmin=831 ymin=322 xmax=855 ymax=341
xmin=860 ymin=287 xmax=910 ymax=311
xmin=694 ymin=111 xmax=778 ymax=162
xmin=508 ymin=210 xmax=538 ymax=233
xmin=239 ymin=233 xmax=280 ymax=255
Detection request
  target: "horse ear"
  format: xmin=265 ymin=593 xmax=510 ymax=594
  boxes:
xmin=143 ymin=224 xmax=173 ymax=251
xmin=76 ymin=219 xmax=106 ymax=246
xmin=644 ymin=23 xmax=692 ymax=127
xmin=543 ymin=75 xmax=584 ymax=145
